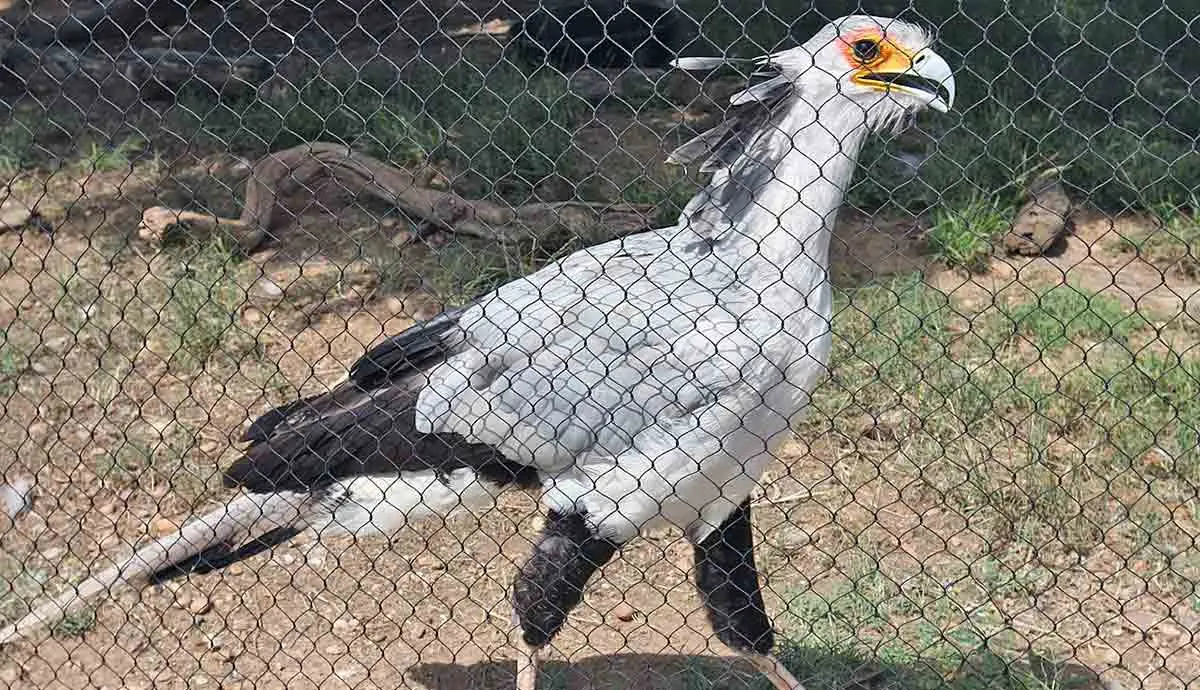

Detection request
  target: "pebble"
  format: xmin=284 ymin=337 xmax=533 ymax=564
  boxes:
xmin=612 ymin=603 xmax=637 ymax=623
xmin=187 ymin=594 xmax=212 ymax=616
xmin=0 ymin=663 xmax=21 ymax=684
xmin=151 ymin=517 xmax=178 ymax=537
xmin=227 ymin=563 xmax=245 ymax=576
xmin=241 ymin=307 xmax=265 ymax=325
xmin=255 ymin=278 xmax=284 ymax=299
xmin=0 ymin=478 xmax=33 ymax=520
xmin=324 ymin=641 xmax=347 ymax=656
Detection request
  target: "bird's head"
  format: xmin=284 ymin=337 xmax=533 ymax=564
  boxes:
xmin=767 ymin=15 xmax=955 ymax=126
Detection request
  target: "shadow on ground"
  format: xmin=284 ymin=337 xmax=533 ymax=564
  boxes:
xmin=411 ymin=646 xmax=1111 ymax=690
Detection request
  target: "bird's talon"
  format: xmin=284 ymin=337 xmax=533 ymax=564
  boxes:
xmin=515 ymin=643 xmax=541 ymax=690
xmin=748 ymin=654 xmax=806 ymax=690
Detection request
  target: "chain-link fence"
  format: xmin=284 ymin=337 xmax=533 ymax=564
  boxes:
xmin=0 ymin=1 xmax=1197 ymax=689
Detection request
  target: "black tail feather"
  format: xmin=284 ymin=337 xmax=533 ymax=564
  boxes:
xmin=149 ymin=525 xmax=304 ymax=584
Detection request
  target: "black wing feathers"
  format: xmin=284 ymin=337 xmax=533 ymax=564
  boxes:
xmin=226 ymin=303 xmax=536 ymax=494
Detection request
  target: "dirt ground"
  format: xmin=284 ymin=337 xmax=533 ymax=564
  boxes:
xmin=1 ymin=171 xmax=1198 ymax=689
xmin=1 ymin=2 xmax=1198 ymax=689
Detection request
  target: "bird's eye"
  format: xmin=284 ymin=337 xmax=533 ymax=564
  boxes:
xmin=852 ymin=38 xmax=881 ymax=63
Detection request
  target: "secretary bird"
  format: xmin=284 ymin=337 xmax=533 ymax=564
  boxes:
xmin=0 ymin=14 xmax=955 ymax=690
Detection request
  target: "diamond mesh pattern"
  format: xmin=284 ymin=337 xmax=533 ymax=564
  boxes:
xmin=0 ymin=2 xmax=1197 ymax=690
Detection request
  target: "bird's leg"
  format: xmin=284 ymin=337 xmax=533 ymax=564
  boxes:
xmin=692 ymin=500 xmax=806 ymax=690
xmin=510 ymin=611 xmax=541 ymax=690
xmin=511 ymin=510 xmax=619 ymax=690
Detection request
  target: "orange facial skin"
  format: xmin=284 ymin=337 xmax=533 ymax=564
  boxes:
xmin=839 ymin=27 xmax=922 ymax=94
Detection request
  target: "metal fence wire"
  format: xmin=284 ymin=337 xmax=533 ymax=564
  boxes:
xmin=0 ymin=0 xmax=1198 ymax=689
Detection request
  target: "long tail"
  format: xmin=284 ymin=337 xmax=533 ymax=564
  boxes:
xmin=0 ymin=491 xmax=319 ymax=645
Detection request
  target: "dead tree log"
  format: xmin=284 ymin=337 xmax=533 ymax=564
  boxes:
xmin=139 ymin=143 xmax=656 ymax=253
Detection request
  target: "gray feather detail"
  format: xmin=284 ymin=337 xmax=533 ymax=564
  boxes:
xmin=666 ymin=120 xmax=737 ymax=166
xmin=672 ymin=56 xmax=742 ymax=70
xmin=666 ymin=79 xmax=791 ymax=172
xmin=728 ymin=75 xmax=791 ymax=106
xmin=668 ymin=66 xmax=795 ymax=177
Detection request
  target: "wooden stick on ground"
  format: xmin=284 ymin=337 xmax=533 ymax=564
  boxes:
xmin=139 ymin=142 xmax=656 ymax=253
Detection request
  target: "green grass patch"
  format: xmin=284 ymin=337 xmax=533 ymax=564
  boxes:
xmin=619 ymin=167 xmax=697 ymax=226
xmin=806 ymin=271 xmax=1195 ymax=559
xmin=766 ymin=557 xmax=1088 ymax=690
xmin=0 ymin=116 xmax=39 ymax=176
xmin=413 ymin=219 xmax=620 ymax=306
xmin=926 ymin=196 xmax=1010 ymax=271
xmin=1007 ymin=284 xmax=1149 ymax=351
xmin=0 ymin=328 xmax=26 ymax=396
xmin=79 ymin=137 xmax=145 ymax=173
xmin=51 ymin=607 xmax=97 ymax=637
xmin=155 ymin=240 xmax=259 ymax=372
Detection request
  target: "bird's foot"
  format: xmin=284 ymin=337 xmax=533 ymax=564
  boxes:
xmin=747 ymin=654 xmax=806 ymax=690
xmin=515 ymin=643 xmax=541 ymax=690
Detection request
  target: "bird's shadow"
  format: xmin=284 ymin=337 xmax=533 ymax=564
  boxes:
xmin=411 ymin=647 xmax=1111 ymax=690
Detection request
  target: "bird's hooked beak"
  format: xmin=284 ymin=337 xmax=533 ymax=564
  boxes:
xmin=853 ymin=46 xmax=955 ymax=113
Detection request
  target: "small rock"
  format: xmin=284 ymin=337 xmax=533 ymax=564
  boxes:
xmin=0 ymin=663 xmax=22 ymax=684
xmin=365 ymin=625 xmax=391 ymax=643
xmin=612 ymin=603 xmax=637 ymax=623
xmin=0 ymin=204 xmax=33 ymax=231
xmin=0 ymin=478 xmax=34 ymax=520
xmin=1004 ymin=176 xmax=1073 ymax=256
xmin=187 ymin=594 xmax=212 ymax=615
xmin=255 ymin=278 xmax=285 ymax=299
xmin=389 ymin=230 xmax=414 ymax=247
xmin=151 ymin=517 xmax=178 ymax=537
xmin=323 ymin=641 xmax=347 ymax=655
xmin=241 ymin=307 xmax=265 ymax=325
xmin=227 ymin=563 xmax=245 ymax=576
xmin=28 ymin=422 xmax=50 ymax=440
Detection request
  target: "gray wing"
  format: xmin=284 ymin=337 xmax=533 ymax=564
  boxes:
xmin=414 ymin=233 xmax=746 ymax=471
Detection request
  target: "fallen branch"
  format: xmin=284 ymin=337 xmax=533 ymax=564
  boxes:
xmin=139 ymin=142 xmax=656 ymax=253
